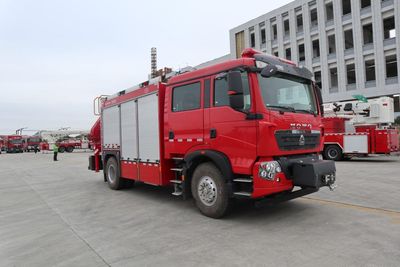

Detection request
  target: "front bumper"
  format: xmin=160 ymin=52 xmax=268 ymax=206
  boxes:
xmin=252 ymin=155 xmax=336 ymax=199
xmin=290 ymin=158 xmax=336 ymax=190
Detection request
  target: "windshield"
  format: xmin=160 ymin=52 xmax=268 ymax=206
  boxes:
xmin=10 ymin=139 xmax=22 ymax=144
xmin=257 ymin=74 xmax=317 ymax=114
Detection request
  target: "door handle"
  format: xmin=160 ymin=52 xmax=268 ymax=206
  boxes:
xmin=169 ymin=130 xmax=175 ymax=140
xmin=210 ymin=128 xmax=217 ymax=139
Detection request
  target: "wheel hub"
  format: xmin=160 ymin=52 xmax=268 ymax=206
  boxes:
xmin=197 ymin=176 xmax=217 ymax=206
xmin=108 ymin=165 xmax=116 ymax=183
xmin=328 ymin=149 xmax=338 ymax=158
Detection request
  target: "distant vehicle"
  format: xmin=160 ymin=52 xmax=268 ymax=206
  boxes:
xmin=23 ymin=136 xmax=43 ymax=152
xmin=1 ymin=135 xmax=24 ymax=153
xmin=57 ymin=139 xmax=90 ymax=153
xmin=322 ymin=97 xmax=399 ymax=160
xmin=0 ymin=137 xmax=4 ymax=153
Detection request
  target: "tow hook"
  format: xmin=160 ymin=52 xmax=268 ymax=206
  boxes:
xmin=323 ymin=173 xmax=337 ymax=191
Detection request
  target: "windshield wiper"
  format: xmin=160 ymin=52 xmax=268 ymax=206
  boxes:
xmin=295 ymin=109 xmax=316 ymax=115
xmin=266 ymin=105 xmax=296 ymax=113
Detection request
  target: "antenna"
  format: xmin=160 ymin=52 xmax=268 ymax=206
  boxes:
xmin=151 ymin=47 xmax=157 ymax=78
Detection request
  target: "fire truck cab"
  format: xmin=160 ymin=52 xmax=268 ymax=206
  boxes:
xmin=89 ymin=49 xmax=336 ymax=218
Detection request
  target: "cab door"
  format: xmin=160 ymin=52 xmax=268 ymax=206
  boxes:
xmin=208 ymin=71 xmax=257 ymax=175
xmin=164 ymin=80 xmax=204 ymax=157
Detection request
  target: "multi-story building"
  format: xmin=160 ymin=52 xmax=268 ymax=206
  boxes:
xmin=229 ymin=0 xmax=400 ymax=113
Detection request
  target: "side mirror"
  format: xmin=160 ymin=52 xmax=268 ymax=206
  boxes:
xmin=229 ymin=94 xmax=244 ymax=110
xmin=261 ymin=65 xmax=278 ymax=78
xmin=227 ymin=71 xmax=243 ymax=94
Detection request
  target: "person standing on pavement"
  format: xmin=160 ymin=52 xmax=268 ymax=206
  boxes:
xmin=53 ymin=143 xmax=59 ymax=161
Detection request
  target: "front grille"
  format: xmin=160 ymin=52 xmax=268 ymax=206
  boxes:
xmin=275 ymin=130 xmax=320 ymax=151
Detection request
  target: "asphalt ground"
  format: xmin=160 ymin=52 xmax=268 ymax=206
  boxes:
xmin=0 ymin=152 xmax=399 ymax=266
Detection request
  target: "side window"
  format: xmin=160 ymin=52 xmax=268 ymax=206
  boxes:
xmin=213 ymin=72 xmax=251 ymax=110
xmin=172 ymin=82 xmax=201 ymax=112
xmin=214 ymin=78 xmax=229 ymax=107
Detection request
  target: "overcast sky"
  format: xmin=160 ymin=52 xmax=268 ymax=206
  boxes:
xmin=0 ymin=0 xmax=292 ymax=135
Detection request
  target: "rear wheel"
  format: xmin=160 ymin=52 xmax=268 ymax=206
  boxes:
xmin=105 ymin=157 xmax=134 ymax=190
xmin=66 ymin=146 xmax=74 ymax=153
xmin=58 ymin=146 xmax=65 ymax=153
xmin=324 ymin=145 xmax=343 ymax=161
xmin=191 ymin=162 xmax=231 ymax=218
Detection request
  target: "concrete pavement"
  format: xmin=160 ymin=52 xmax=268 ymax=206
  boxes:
xmin=0 ymin=152 xmax=399 ymax=266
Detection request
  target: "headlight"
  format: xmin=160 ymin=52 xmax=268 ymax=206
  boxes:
xmin=258 ymin=161 xmax=282 ymax=180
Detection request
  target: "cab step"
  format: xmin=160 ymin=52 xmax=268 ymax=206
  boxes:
xmin=233 ymin=178 xmax=253 ymax=183
xmin=170 ymin=179 xmax=182 ymax=184
xmin=171 ymin=168 xmax=183 ymax=172
xmin=233 ymin=192 xmax=252 ymax=198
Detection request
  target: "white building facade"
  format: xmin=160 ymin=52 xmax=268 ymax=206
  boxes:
xmin=229 ymin=0 xmax=400 ymax=112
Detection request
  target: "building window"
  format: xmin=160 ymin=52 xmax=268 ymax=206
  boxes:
xmin=260 ymin=28 xmax=266 ymax=44
xmin=284 ymin=19 xmax=290 ymax=36
xmin=312 ymin=39 xmax=320 ymax=58
xmin=272 ymin=24 xmax=277 ymax=40
xmin=365 ymin=59 xmax=376 ymax=82
xmin=328 ymin=34 xmax=336 ymax=54
xmin=342 ymin=0 xmax=351 ymax=15
xmin=383 ymin=16 xmax=396 ymax=39
xmin=172 ymin=82 xmax=201 ymax=112
xmin=298 ymin=43 xmax=305 ymax=61
xmin=346 ymin=63 xmax=356 ymax=85
xmin=285 ymin=48 xmax=291 ymax=60
xmin=385 ymin=54 xmax=398 ymax=78
xmin=361 ymin=0 xmax=371 ymax=8
xmin=296 ymin=14 xmax=303 ymax=32
xmin=326 ymin=2 xmax=334 ymax=21
xmin=330 ymin=67 xmax=338 ymax=89
xmin=235 ymin=31 xmax=245 ymax=58
xmin=344 ymin=29 xmax=354 ymax=49
xmin=363 ymin=24 xmax=373 ymax=44
xmin=274 ymin=51 xmax=279 ymax=57
xmin=250 ymin=30 xmax=255 ymax=48
xmin=310 ymin=9 xmax=318 ymax=27
xmin=314 ymin=71 xmax=322 ymax=88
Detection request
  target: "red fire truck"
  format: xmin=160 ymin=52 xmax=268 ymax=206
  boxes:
xmin=22 ymin=136 xmax=43 ymax=152
xmin=88 ymin=49 xmax=336 ymax=218
xmin=0 ymin=137 xmax=4 ymax=153
xmin=2 ymin=135 xmax=24 ymax=153
xmin=322 ymin=97 xmax=399 ymax=160
xmin=57 ymin=139 xmax=90 ymax=153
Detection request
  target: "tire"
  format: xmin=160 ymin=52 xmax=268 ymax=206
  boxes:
xmin=66 ymin=146 xmax=74 ymax=153
xmin=105 ymin=157 xmax=133 ymax=190
xmin=324 ymin=145 xmax=343 ymax=161
xmin=58 ymin=146 xmax=65 ymax=153
xmin=191 ymin=162 xmax=231 ymax=218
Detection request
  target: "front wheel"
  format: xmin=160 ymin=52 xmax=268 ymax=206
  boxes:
xmin=58 ymin=146 xmax=65 ymax=153
xmin=191 ymin=162 xmax=231 ymax=218
xmin=324 ymin=145 xmax=343 ymax=161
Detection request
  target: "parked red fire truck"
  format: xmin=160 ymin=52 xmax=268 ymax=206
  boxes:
xmin=57 ymin=139 xmax=90 ymax=153
xmin=22 ymin=136 xmax=43 ymax=152
xmin=0 ymin=137 xmax=4 ymax=153
xmin=88 ymin=49 xmax=336 ymax=218
xmin=322 ymin=97 xmax=399 ymax=160
xmin=1 ymin=135 xmax=24 ymax=153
